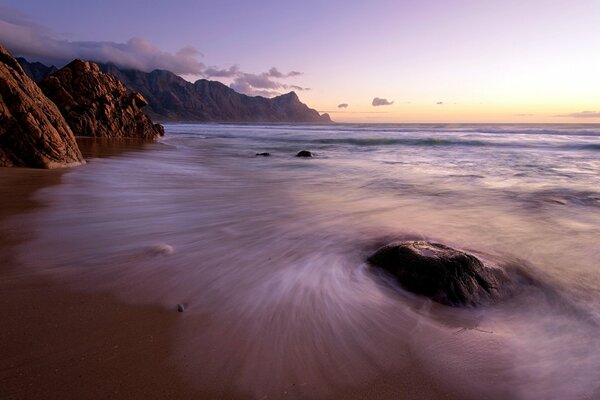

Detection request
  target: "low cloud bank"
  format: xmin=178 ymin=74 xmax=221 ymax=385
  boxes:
xmin=557 ymin=111 xmax=600 ymax=118
xmin=0 ymin=6 xmax=306 ymax=97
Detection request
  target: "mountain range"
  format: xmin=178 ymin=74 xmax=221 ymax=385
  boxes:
xmin=16 ymin=58 xmax=332 ymax=124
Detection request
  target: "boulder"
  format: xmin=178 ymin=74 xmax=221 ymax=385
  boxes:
xmin=39 ymin=60 xmax=164 ymax=139
xmin=0 ymin=46 xmax=84 ymax=168
xmin=367 ymin=241 xmax=510 ymax=306
xmin=296 ymin=150 xmax=313 ymax=158
xmin=256 ymin=152 xmax=271 ymax=157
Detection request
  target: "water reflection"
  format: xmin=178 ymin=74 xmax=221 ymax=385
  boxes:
xmin=11 ymin=124 xmax=600 ymax=399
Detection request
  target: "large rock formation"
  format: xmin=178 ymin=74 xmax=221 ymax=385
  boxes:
xmin=99 ymin=63 xmax=332 ymax=123
xmin=0 ymin=46 xmax=84 ymax=168
xmin=16 ymin=57 xmax=57 ymax=82
xmin=17 ymin=58 xmax=332 ymax=124
xmin=39 ymin=60 xmax=164 ymax=139
xmin=367 ymin=241 xmax=511 ymax=307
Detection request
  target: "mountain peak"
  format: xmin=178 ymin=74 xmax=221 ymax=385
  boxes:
xmin=16 ymin=58 xmax=332 ymax=123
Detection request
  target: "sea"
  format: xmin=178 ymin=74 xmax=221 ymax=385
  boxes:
xmin=9 ymin=123 xmax=600 ymax=399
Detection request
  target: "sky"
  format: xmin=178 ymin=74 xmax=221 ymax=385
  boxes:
xmin=1 ymin=0 xmax=599 ymax=123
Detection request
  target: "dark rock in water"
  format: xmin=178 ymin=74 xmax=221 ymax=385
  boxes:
xmin=296 ymin=150 xmax=313 ymax=158
xmin=177 ymin=304 xmax=186 ymax=312
xmin=39 ymin=60 xmax=164 ymax=139
xmin=0 ymin=45 xmax=84 ymax=168
xmin=256 ymin=152 xmax=271 ymax=157
xmin=367 ymin=241 xmax=510 ymax=307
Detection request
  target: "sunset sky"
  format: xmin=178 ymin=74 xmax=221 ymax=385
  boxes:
xmin=1 ymin=0 xmax=599 ymax=122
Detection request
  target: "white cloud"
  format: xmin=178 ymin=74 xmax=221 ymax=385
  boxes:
xmin=226 ymin=71 xmax=309 ymax=97
xmin=0 ymin=13 xmax=205 ymax=75
xmin=0 ymin=6 xmax=307 ymax=97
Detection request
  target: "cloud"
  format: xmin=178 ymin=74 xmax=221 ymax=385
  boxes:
xmin=289 ymin=85 xmax=309 ymax=91
xmin=203 ymin=65 xmax=239 ymax=77
xmin=319 ymin=111 xmax=388 ymax=114
xmin=267 ymin=67 xmax=302 ymax=78
xmin=229 ymin=81 xmax=280 ymax=98
xmin=227 ymin=70 xmax=309 ymax=97
xmin=338 ymin=103 xmax=349 ymax=108
xmin=556 ymin=111 xmax=600 ymax=118
xmin=372 ymin=97 xmax=394 ymax=107
xmin=0 ymin=11 xmax=206 ymax=75
xmin=514 ymin=113 xmax=535 ymax=117
xmin=0 ymin=7 xmax=306 ymax=97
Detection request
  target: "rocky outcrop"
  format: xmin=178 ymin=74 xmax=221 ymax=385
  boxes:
xmin=296 ymin=150 xmax=313 ymax=157
xmin=39 ymin=60 xmax=164 ymax=139
xmin=17 ymin=58 xmax=332 ymax=124
xmin=98 ymin=63 xmax=332 ymax=123
xmin=16 ymin=57 xmax=57 ymax=82
xmin=367 ymin=241 xmax=511 ymax=306
xmin=0 ymin=46 xmax=84 ymax=168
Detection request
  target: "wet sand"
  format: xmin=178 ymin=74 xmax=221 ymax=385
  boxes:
xmin=5 ymin=122 xmax=600 ymax=399
xmin=0 ymin=145 xmax=454 ymax=400
xmin=0 ymin=167 xmax=201 ymax=400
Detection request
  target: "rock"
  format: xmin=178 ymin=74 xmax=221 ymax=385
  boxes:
xmin=16 ymin=57 xmax=57 ymax=82
xmin=367 ymin=241 xmax=510 ymax=306
xmin=18 ymin=58 xmax=333 ymax=123
xmin=256 ymin=152 xmax=271 ymax=157
xmin=296 ymin=150 xmax=313 ymax=158
xmin=97 ymin=63 xmax=333 ymax=123
xmin=177 ymin=303 xmax=186 ymax=312
xmin=39 ymin=60 xmax=164 ymax=139
xmin=149 ymin=243 xmax=174 ymax=256
xmin=0 ymin=46 xmax=84 ymax=168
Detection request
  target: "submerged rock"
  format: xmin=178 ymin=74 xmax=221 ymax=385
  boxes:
xmin=367 ymin=241 xmax=510 ymax=306
xmin=177 ymin=304 xmax=186 ymax=313
xmin=39 ymin=60 xmax=164 ymax=139
xmin=0 ymin=45 xmax=84 ymax=168
xmin=296 ymin=150 xmax=313 ymax=158
xmin=256 ymin=152 xmax=271 ymax=157
xmin=149 ymin=243 xmax=174 ymax=256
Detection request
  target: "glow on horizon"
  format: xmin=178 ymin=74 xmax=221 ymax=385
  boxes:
xmin=2 ymin=0 xmax=599 ymax=123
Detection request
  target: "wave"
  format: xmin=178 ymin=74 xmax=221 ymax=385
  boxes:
xmin=313 ymin=137 xmax=491 ymax=147
xmin=310 ymin=137 xmax=600 ymax=152
xmin=574 ymin=143 xmax=600 ymax=151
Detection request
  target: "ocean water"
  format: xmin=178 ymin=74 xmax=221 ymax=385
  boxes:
xmin=12 ymin=124 xmax=600 ymax=399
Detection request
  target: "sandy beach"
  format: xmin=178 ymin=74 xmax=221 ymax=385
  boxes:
xmin=0 ymin=141 xmax=455 ymax=400
xmin=2 ymin=1 xmax=599 ymax=398
xmin=2 ymin=124 xmax=599 ymax=400
xmin=0 ymin=165 xmax=203 ymax=399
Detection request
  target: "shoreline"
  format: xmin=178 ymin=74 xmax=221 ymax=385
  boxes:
xmin=4 ymin=123 xmax=599 ymax=399
xmin=0 ymin=141 xmax=459 ymax=400
xmin=0 ymin=166 xmax=202 ymax=399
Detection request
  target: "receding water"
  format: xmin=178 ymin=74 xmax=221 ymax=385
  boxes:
xmin=11 ymin=124 xmax=600 ymax=399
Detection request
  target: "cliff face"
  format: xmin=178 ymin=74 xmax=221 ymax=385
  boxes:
xmin=39 ymin=60 xmax=164 ymax=139
xmin=16 ymin=57 xmax=57 ymax=82
xmin=17 ymin=57 xmax=332 ymax=124
xmin=0 ymin=46 xmax=84 ymax=168
xmin=99 ymin=63 xmax=332 ymax=123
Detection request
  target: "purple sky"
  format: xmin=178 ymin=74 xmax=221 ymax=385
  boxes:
xmin=1 ymin=0 xmax=599 ymax=122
